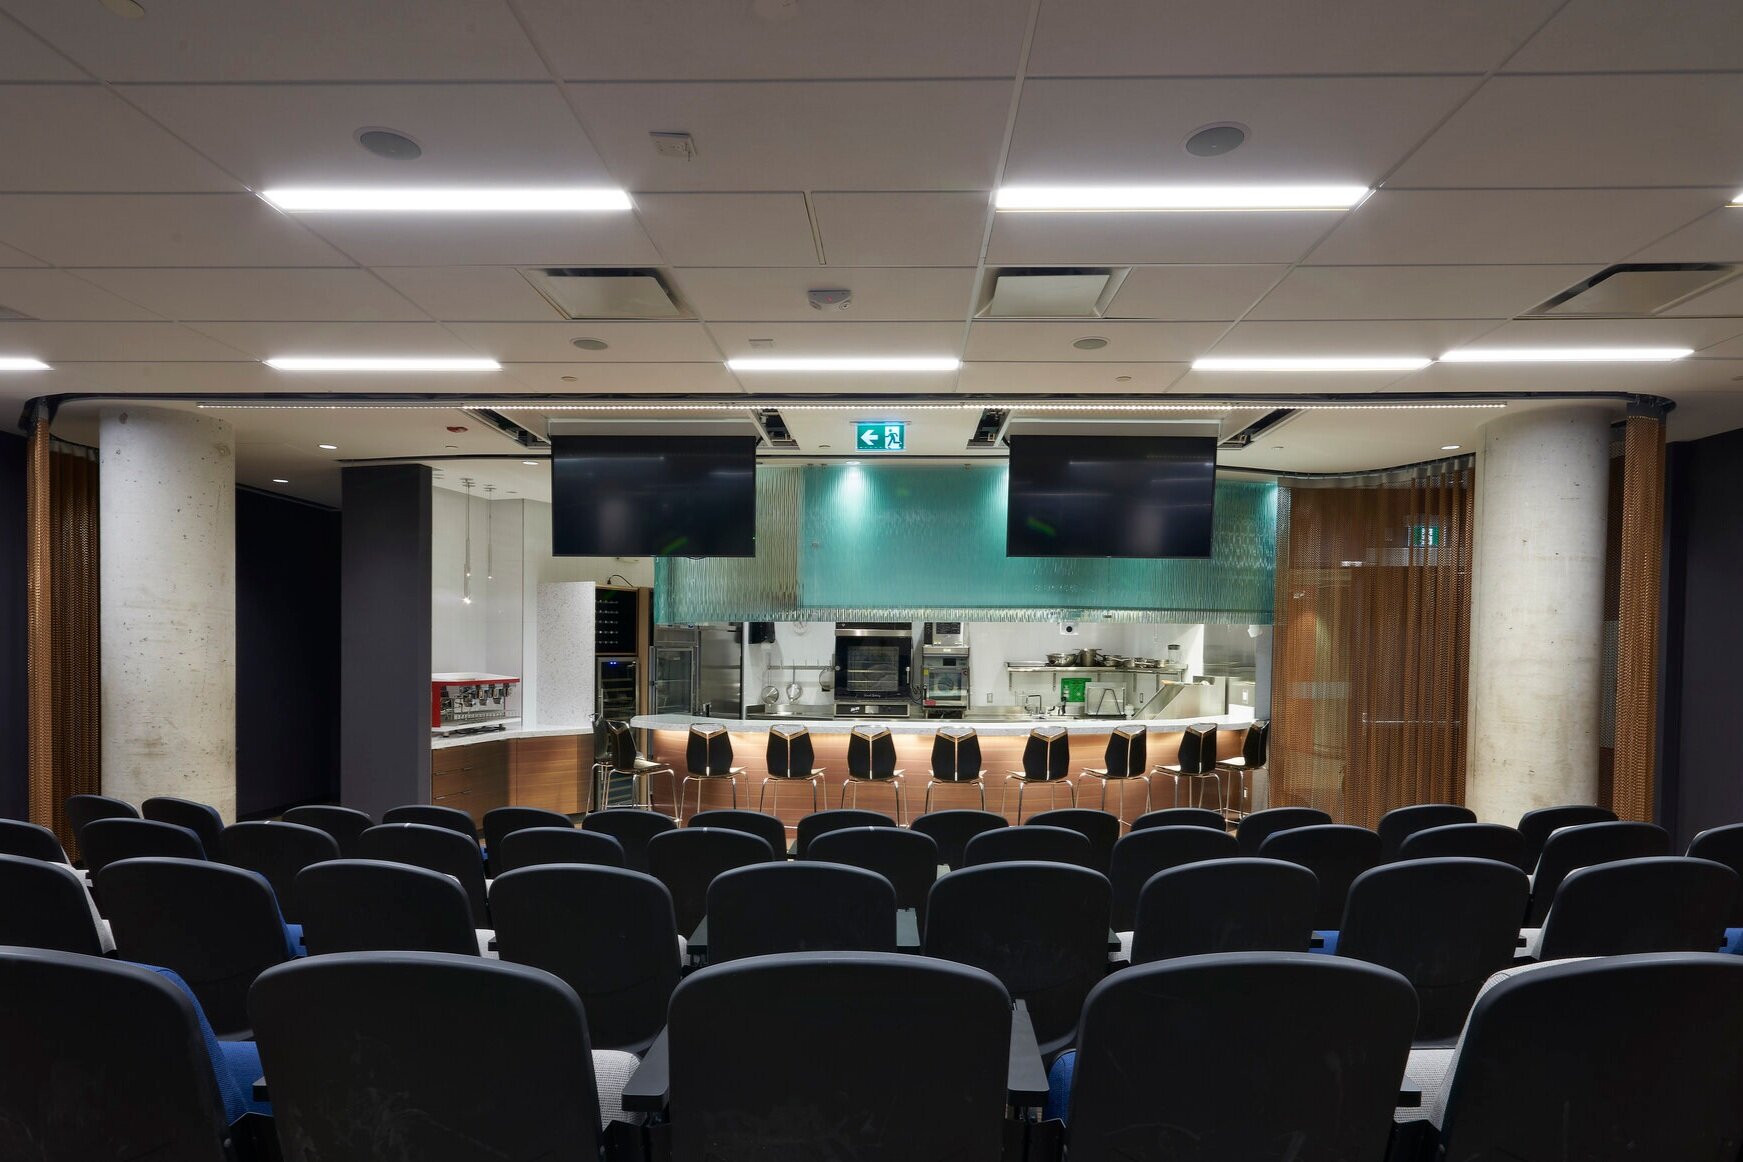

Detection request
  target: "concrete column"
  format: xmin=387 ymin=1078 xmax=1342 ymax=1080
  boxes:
xmin=99 ymin=407 xmax=236 ymax=819
xmin=1466 ymin=405 xmax=1611 ymax=822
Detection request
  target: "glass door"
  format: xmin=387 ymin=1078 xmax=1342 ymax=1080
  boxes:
xmin=653 ymin=647 xmax=697 ymax=715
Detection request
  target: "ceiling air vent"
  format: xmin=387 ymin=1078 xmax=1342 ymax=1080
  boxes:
xmin=519 ymin=268 xmax=687 ymax=320
xmin=978 ymin=267 xmax=1129 ymax=319
xmin=464 ymin=409 xmax=551 ymax=450
xmin=966 ymin=408 xmax=1009 ymax=448
xmin=755 ymin=409 xmax=798 ymax=449
xmin=1526 ymin=263 xmax=1741 ymax=317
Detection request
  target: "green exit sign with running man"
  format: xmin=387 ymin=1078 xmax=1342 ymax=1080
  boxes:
xmin=855 ymin=421 xmax=907 ymax=452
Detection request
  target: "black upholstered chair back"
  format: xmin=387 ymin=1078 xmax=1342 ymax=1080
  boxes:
xmin=1102 ymin=726 xmax=1147 ymax=778
xmin=482 ymin=806 xmax=573 ymax=860
xmin=582 ymin=807 xmax=677 ymax=873
xmin=665 ymin=953 xmax=1012 ymax=1162
xmin=1336 ymin=857 xmax=1529 ymax=1040
xmin=1132 ymin=858 xmax=1316 ymax=964
xmin=930 ymin=727 xmax=981 ymax=782
xmin=218 ymin=820 xmax=339 ymax=924
xmin=707 ymin=862 xmax=897 ymax=963
xmin=1376 ymin=802 xmax=1477 ymax=862
xmin=1434 ymin=955 xmax=1743 ymax=1161
xmin=1066 ymin=953 xmax=1416 ymax=1162
xmin=1132 ymin=806 xmax=1227 ymax=831
xmin=0 ymin=948 xmax=232 ymax=1162
xmin=81 ymin=817 xmax=206 ymax=876
xmin=963 ymin=824 xmax=1094 ymax=869
xmin=1397 ymin=822 xmax=1529 ymax=870
xmin=99 ymin=856 xmax=292 ymax=1037
xmin=383 ymin=802 xmax=479 ymax=841
xmin=250 ymin=952 xmax=603 ymax=1162
xmin=1688 ymin=823 xmax=1743 ymax=926
xmin=357 ymin=822 xmax=491 ymax=927
xmin=141 ymin=798 xmax=225 ymax=857
xmin=65 ymin=793 xmax=138 ymax=843
xmin=766 ymin=725 xmax=816 ymax=779
xmin=608 ymin=720 xmax=640 ymax=772
xmin=690 ymin=809 xmax=787 ymax=856
xmin=1517 ymin=803 xmax=1617 ymax=869
xmin=1235 ymin=806 xmax=1332 ymax=855
xmin=646 ymin=826 xmax=777 ymax=935
xmin=1021 ymin=727 xmax=1070 ymax=782
xmin=1028 ymin=808 xmax=1121 ymax=873
xmin=807 ymin=825 xmax=940 ymax=921
xmin=1538 ymin=856 xmax=1739 ymax=960
xmin=1109 ymin=825 xmax=1237 ymax=931
xmin=1174 ymin=723 xmax=1218 ymax=775
xmin=1258 ymin=823 xmax=1383 ymax=930
xmin=0 ymin=854 xmax=106 ymax=956
xmin=282 ymin=804 xmax=374 ymax=858
xmin=794 ymin=808 xmax=896 ymax=856
xmin=923 ymin=861 xmax=1111 ymax=1059
xmin=686 ymin=724 xmax=733 ymax=777
xmin=1526 ymin=820 xmax=1670 ymax=926
xmin=295 ymin=859 xmax=478 ymax=957
xmin=495 ymin=826 xmax=625 ymax=874
xmin=910 ymin=809 xmax=1006 ymax=870
xmin=0 ymin=818 xmax=70 ymax=864
xmin=490 ymin=864 xmax=679 ymax=1054
xmin=848 ymin=725 xmax=898 ymax=779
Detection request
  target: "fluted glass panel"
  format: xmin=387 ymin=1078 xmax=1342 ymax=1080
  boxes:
xmin=656 ymin=465 xmax=802 ymax=621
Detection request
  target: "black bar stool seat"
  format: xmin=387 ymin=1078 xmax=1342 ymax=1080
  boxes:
xmin=1003 ymin=726 xmax=1074 ymax=822
xmin=680 ymin=724 xmax=743 ymax=820
xmin=1078 ymin=724 xmax=1150 ymax=828
xmin=925 ymin=726 xmax=987 ymax=811
xmin=842 ymin=725 xmax=907 ymax=824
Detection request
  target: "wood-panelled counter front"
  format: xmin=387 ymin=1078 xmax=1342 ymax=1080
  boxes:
xmin=630 ymin=714 xmax=1254 ymax=828
xmin=430 ymin=726 xmax=594 ymax=825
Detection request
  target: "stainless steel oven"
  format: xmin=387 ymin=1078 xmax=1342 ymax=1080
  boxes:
xmin=833 ymin=623 xmax=913 ymax=717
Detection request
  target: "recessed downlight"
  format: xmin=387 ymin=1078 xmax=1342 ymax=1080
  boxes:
xmin=1185 ymin=123 xmax=1248 ymax=157
xmin=570 ymin=337 xmax=610 ymax=351
xmin=1073 ymin=336 xmax=1109 ymax=350
xmin=0 ymin=357 xmax=50 ymax=372
xmin=1441 ymin=445 xmax=1462 ymax=451
xmin=355 ymin=128 xmax=423 ymax=161
xmin=317 ymin=443 xmax=338 ymax=450
xmin=522 ymin=460 xmax=539 ymax=466
xmin=271 ymin=478 xmax=289 ymax=484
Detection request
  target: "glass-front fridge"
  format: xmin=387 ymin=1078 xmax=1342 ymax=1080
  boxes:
xmin=652 ymin=627 xmax=700 ymax=715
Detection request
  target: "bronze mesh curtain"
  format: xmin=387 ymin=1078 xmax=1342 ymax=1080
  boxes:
xmin=1270 ymin=461 xmax=1473 ymax=826
xmin=1609 ymin=413 xmax=1665 ymax=821
xmin=27 ymin=425 xmax=100 ymax=858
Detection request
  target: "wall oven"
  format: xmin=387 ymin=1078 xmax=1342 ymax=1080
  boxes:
xmin=833 ymin=623 xmax=914 ymax=718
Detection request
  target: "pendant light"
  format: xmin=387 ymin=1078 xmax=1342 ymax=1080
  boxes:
xmin=484 ymin=484 xmax=495 ymax=581
xmin=460 ymin=477 xmax=474 ymax=605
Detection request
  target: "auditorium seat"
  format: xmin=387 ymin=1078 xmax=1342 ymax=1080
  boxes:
xmin=1235 ymin=806 xmax=1331 ymax=855
xmin=64 ymin=793 xmax=139 ymax=845
xmin=1376 ymin=803 xmax=1476 ymax=862
xmin=494 ymin=826 xmax=625 ymax=874
xmin=689 ymin=808 xmax=788 ymax=857
xmin=1516 ymin=803 xmax=1616 ymax=870
xmin=383 ymin=802 xmax=480 ymax=842
xmin=1108 ymin=824 xmax=1237 ymax=933
xmin=1396 ymin=822 xmax=1529 ymax=870
xmin=295 ymin=859 xmax=482 ymax=957
xmin=909 ymin=808 xmax=1005 ymax=870
xmin=582 ymin=807 xmax=677 ymax=873
xmin=1257 ymin=823 xmax=1382 ymax=932
xmin=807 ymin=825 xmax=939 ymax=922
xmin=1525 ymin=820 xmax=1669 ymax=926
xmin=1028 ymin=808 xmax=1121 ymax=873
xmin=142 ymin=797 xmax=226 ymax=858
xmin=356 ymin=821 xmax=491 ymax=927
xmin=480 ymin=805 xmax=573 ymax=865
xmin=1131 ymin=858 xmax=1316 ymax=964
xmin=218 ymin=820 xmax=338 ymax=924
xmin=1130 ymin=806 xmax=1227 ymax=832
xmin=0 ymin=818 xmax=72 ymax=864
xmin=646 ymin=826 xmax=776 ymax=937
xmin=964 ymin=823 xmax=1094 ymax=869
xmin=281 ymin=804 xmax=374 ymax=858
xmin=707 ymin=861 xmax=897 ymax=962
xmin=1534 ymin=856 xmax=1738 ymax=960
xmin=81 ymin=816 xmax=206 ymax=878
xmin=793 ymin=808 xmax=896 ymax=857
xmin=1688 ymin=823 xmax=1743 ymax=927
xmin=0 ymin=853 xmax=111 ymax=955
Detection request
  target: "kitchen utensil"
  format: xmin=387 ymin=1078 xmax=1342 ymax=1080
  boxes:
xmin=819 ymin=671 xmax=833 ymax=692
xmin=761 ymin=685 xmax=781 ymax=706
xmin=1046 ymin=652 xmax=1072 ymax=666
xmin=785 ymin=680 xmax=803 ymax=702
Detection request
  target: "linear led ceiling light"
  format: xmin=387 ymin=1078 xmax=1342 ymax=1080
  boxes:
xmin=1730 ymin=190 xmax=1743 ymax=206
xmin=265 ymin=357 xmax=502 ymax=371
xmin=0 ymin=357 xmax=51 ymax=371
xmin=1192 ymin=356 xmax=1432 ymax=372
xmin=995 ymin=185 xmax=1370 ymax=213
xmin=259 ymin=188 xmax=632 ymax=213
xmin=1438 ymin=347 xmax=1692 ymax=363
xmin=726 ymin=357 xmax=961 ymax=372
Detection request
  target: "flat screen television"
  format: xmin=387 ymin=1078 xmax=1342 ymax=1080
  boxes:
xmin=550 ymin=434 xmax=757 ymax=557
xmin=1006 ymin=434 xmax=1217 ymax=558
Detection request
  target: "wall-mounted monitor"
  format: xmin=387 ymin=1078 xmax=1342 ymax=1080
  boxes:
xmin=1006 ymin=434 xmax=1216 ymax=558
xmin=551 ymin=434 xmax=757 ymax=557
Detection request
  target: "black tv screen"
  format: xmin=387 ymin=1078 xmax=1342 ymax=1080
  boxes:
xmin=551 ymin=434 xmax=757 ymax=557
xmin=1006 ymin=435 xmax=1216 ymax=558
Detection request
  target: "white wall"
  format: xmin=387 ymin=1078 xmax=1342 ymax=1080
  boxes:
xmin=431 ymin=487 xmax=491 ymax=674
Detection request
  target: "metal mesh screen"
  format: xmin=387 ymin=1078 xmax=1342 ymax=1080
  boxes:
xmin=1611 ymin=413 xmax=1665 ymax=822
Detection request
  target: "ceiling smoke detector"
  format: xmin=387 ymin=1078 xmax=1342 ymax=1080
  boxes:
xmin=571 ymin=337 xmax=610 ymax=351
xmin=355 ymin=128 xmax=423 ymax=161
xmin=1073 ymin=336 xmax=1109 ymax=350
xmin=1185 ymin=123 xmax=1248 ymax=157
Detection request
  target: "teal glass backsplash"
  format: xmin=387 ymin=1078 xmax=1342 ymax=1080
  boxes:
xmin=658 ymin=464 xmax=1275 ymax=623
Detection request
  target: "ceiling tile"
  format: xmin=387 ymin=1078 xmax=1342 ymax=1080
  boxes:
xmin=0 ymin=320 xmax=251 ymax=361
xmin=704 ymin=320 xmax=961 ymax=358
xmin=0 ymin=87 xmax=241 ymax=192
xmin=289 ymin=215 xmax=660 ymax=267
xmin=0 ymin=239 xmax=45 ymax=267
xmin=1628 ymin=208 xmax=1743 ymax=264
xmin=1251 ymin=265 xmax=1597 ymax=320
xmin=1505 ymin=0 xmax=1743 ymax=71
xmin=0 ymin=11 xmax=81 ymax=78
xmin=0 ymin=270 xmax=162 ymax=321
xmin=123 ymin=83 xmax=614 ymax=188
xmin=516 ymin=0 xmax=1028 ymax=79
xmin=674 ymin=267 xmax=974 ymax=322
xmin=51 ymin=361 xmax=279 ymax=394
xmin=0 ymin=194 xmax=349 ymax=266
xmin=1105 ymin=266 xmax=1288 ymax=321
xmin=183 ymin=321 xmax=479 ymax=360
xmin=988 ymin=211 xmax=1333 ymax=265
xmin=371 ymin=267 xmax=564 ymax=322
xmin=812 ymin=192 xmax=989 ymax=267
xmin=0 ymin=0 xmax=547 ymax=81
xmin=1206 ymin=319 xmax=1498 ymax=358
xmin=1661 ymin=273 xmax=1743 ymax=318
xmin=1308 ymin=189 xmax=1729 ymax=265
xmin=79 ymin=268 xmax=427 ymax=322
xmin=443 ymin=321 xmax=723 ymax=363
xmin=1164 ymin=366 xmax=1424 ymax=395
xmin=1393 ymin=75 xmax=1743 ymax=189
xmin=633 ymin=193 xmax=818 ymax=267
xmin=499 ymin=362 xmax=745 ymax=394
xmin=964 ymin=320 xmax=1225 ymax=362
xmin=731 ymin=368 xmax=961 ymax=395
xmin=1006 ymin=77 xmax=1472 ymax=186
xmin=1027 ymin=0 xmax=1555 ymax=75
xmin=957 ymin=361 xmax=1190 ymax=394
xmin=1455 ymin=316 xmax=1743 ymax=355
xmin=567 ymin=80 xmax=1011 ymax=191
xmin=1396 ymin=358 xmax=1743 ymax=395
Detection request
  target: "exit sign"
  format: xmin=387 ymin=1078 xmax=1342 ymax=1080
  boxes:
xmin=855 ymin=421 xmax=907 ymax=452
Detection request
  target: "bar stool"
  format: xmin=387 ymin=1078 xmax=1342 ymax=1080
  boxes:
xmin=925 ymin=726 xmax=987 ymax=811
xmin=761 ymin=724 xmax=826 ymax=816
xmin=1003 ymin=725 xmax=1074 ymax=823
xmin=1154 ymin=723 xmax=1219 ymax=809
xmin=680 ymin=725 xmax=743 ymax=820
xmin=599 ymin=721 xmax=677 ymax=814
xmin=1216 ymin=719 xmax=1268 ymax=822
xmin=1078 ymin=724 xmax=1149 ymax=828
xmin=842 ymin=725 xmax=907 ymax=824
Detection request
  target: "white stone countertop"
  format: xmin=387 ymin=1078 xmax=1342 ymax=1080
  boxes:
xmin=430 ymin=724 xmax=593 ymax=750
xmin=629 ymin=712 xmax=1252 ymax=736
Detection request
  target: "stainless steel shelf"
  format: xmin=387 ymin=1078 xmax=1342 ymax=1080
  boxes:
xmin=1006 ymin=665 xmax=1166 ymax=674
